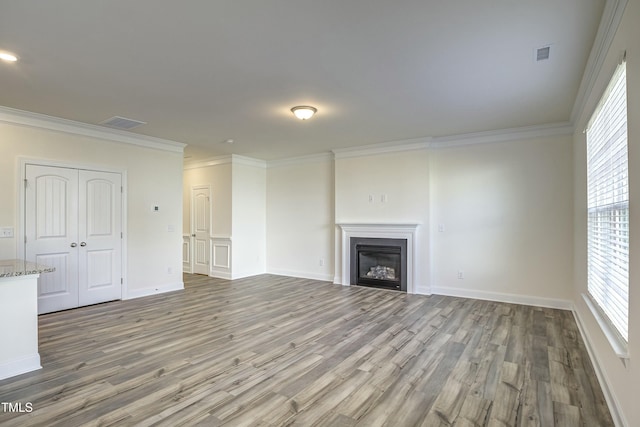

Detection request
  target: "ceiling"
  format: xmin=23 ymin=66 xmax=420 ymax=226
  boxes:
xmin=0 ymin=0 xmax=605 ymax=161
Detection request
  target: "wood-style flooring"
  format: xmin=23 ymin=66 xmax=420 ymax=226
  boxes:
xmin=0 ymin=274 xmax=613 ymax=426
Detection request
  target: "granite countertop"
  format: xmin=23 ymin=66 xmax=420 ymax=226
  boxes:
xmin=0 ymin=259 xmax=56 ymax=278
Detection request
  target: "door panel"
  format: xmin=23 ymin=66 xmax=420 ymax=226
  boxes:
xmin=25 ymin=165 xmax=122 ymax=313
xmin=35 ymin=176 xmax=70 ymax=239
xmin=26 ymin=165 xmax=79 ymax=314
xmin=78 ymin=170 xmax=122 ymax=306
xmin=191 ymin=186 xmax=210 ymax=275
xmin=35 ymin=253 xmax=72 ymax=296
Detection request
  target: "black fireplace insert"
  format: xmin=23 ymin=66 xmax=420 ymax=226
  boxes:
xmin=350 ymin=237 xmax=407 ymax=291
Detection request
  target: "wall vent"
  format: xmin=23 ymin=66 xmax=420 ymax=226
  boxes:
xmin=99 ymin=116 xmax=147 ymax=130
xmin=536 ymin=46 xmax=551 ymax=61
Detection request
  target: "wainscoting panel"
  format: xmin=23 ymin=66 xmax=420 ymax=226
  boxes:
xmin=211 ymin=237 xmax=232 ymax=279
xmin=182 ymin=235 xmax=191 ymax=273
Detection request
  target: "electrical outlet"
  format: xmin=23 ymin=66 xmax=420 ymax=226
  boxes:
xmin=368 ymin=194 xmax=374 ymax=203
xmin=381 ymin=194 xmax=388 ymax=203
xmin=319 ymin=258 xmax=325 ymax=267
xmin=168 ymin=267 xmax=173 ymax=275
xmin=438 ymin=223 xmax=445 ymax=232
xmin=457 ymin=270 xmax=464 ymax=279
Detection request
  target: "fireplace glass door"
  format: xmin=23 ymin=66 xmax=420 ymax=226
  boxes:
xmin=356 ymin=245 xmax=402 ymax=290
xmin=350 ymin=237 xmax=408 ymax=292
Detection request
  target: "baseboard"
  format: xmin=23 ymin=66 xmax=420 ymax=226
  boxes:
xmin=572 ymin=304 xmax=628 ymax=427
xmin=0 ymin=353 xmax=41 ymax=381
xmin=231 ymin=271 xmax=266 ymax=280
xmin=267 ymin=268 xmax=333 ymax=282
xmin=210 ymin=269 xmax=232 ymax=280
xmin=413 ymin=285 xmax=432 ymax=296
xmin=430 ymin=286 xmax=573 ymax=310
xmin=125 ymin=281 xmax=184 ymax=299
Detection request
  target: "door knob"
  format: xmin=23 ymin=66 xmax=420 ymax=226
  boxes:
xmin=191 ymin=234 xmax=196 ymax=237
xmin=80 ymin=242 xmax=87 ymax=247
xmin=70 ymin=242 xmax=77 ymax=247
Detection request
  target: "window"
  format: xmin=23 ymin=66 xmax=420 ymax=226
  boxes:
xmin=586 ymin=59 xmax=629 ymax=344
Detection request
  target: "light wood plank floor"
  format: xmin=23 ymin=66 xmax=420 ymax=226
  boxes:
xmin=0 ymin=274 xmax=613 ymax=426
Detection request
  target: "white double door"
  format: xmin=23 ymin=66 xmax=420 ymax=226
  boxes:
xmin=25 ymin=165 xmax=123 ymax=314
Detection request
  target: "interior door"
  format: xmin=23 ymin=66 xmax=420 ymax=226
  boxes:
xmin=25 ymin=165 xmax=80 ymax=314
xmin=25 ymin=164 xmax=123 ymax=314
xmin=78 ymin=170 xmax=122 ymax=306
xmin=191 ymin=186 xmax=210 ymax=275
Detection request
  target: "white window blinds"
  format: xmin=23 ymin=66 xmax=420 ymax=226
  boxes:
xmin=586 ymin=60 xmax=629 ymax=342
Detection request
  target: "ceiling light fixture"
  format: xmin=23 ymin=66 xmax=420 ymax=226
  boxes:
xmin=291 ymin=106 xmax=317 ymax=120
xmin=0 ymin=51 xmax=18 ymax=62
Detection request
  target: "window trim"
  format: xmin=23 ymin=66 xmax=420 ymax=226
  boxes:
xmin=584 ymin=58 xmax=629 ymax=358
xmin=582 ymin=293 xmax=629 ymax=359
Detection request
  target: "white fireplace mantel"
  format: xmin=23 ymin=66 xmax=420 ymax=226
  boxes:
xmin=336 ymin=223 xmax=420 ymax=294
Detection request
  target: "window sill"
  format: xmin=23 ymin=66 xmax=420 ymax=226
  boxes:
xmin=582 ymin=293 xmax=629 ymax=361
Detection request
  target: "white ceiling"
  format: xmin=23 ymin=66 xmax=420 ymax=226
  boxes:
xmin=0 ymin=0 xmax=605 ymax=161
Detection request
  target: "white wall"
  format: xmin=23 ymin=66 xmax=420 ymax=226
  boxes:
xmin=334 ymin=149 xmax=430 ymax=293
xmin=430 ymin=135 xmax=574 ymax=307
xmin=266 ymin=156 xmax=334 ymax=280
xmin=183 ymin=157 xmax=267 ymax=280
xmin=183 ymin=162 xmax=233 ymax=237
xmin=231 ymin=161 xmax=267 ymax=278
xmin=572 ymin=0 xmax=639 ymax=424
xmin=0 ymin=114 xmax=184 ymax=297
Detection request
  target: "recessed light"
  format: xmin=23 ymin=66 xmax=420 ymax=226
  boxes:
xmin=0 ymin=51 xmax=18 ymax=62
xmin=223 ymin=139 xmax=234 ymax=144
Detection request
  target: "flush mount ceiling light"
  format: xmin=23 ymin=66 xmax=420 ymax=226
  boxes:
xmin=0 ymin=51 xmax=18 ymax=62
xmin=291 ymin=106 xmax=317 ymax=120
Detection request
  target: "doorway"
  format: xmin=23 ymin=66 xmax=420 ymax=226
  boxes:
xmin=190 ymin=185 xmax=211 ymax=275
xmin=24 ymin=164 xmax=123 ymax=314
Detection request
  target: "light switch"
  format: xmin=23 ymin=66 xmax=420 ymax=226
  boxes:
xmin=0 ymin=227 xmax=14 ymax=238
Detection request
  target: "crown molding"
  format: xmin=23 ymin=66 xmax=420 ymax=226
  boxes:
xmin=332 ymin=137 xmax=432 ymax=159
xmin=267 ymin=152 xmax=333 ymax=168
xmin=186 ymin=121 xmax=575 ymax=167
xmin=330 ymin=122 xmax=573 ymax=159
xmin=429 ymin=122 xmax=574 ymax=149
xmin=183 ymin=155 xmax=233 ymax=170
xmin=570 ymin=0 xmax=628 ymax=125
xmin=0 ymin=105 xmax=186 ymax=153
xmin=232 ymin=155 xmax=267 ymax=168
xmin=183 ymin=154 xmax=266 ymax=170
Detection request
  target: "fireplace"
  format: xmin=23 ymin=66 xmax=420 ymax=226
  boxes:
xmin=337 ymin=223 xmax=419 ymax=294
xmin=350 ymin=237 xmax=407 ymax=291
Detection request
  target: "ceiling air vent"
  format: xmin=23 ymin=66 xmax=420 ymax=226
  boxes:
xmin=99 ymin=116 xmax=147 ymax=130
xmin=536 ymin=46 xmax=551 ymax=61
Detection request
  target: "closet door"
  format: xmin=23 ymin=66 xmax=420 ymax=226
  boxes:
xmin=25 ymin=165 xmax=123 ymax=314
xmin=25 ymin=165 xmax=80 ymax=314
xmin=191 ymin=185 xmax=211 ymax=275
xmin=78 ymin=170 xmax=122 ymax=307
